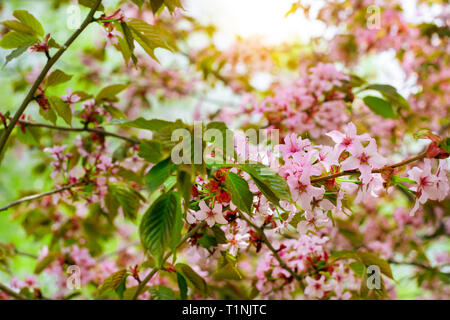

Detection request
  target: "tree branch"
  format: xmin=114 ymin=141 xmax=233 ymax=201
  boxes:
xmin=19 ymin=120 xmax=139 ymax=145
xmin=131 ymin=221 xmax=206 ymax=300
xmin=310 ymin=151 xmax=428 ymax=183
xmin=0 ymin=182 xmax=82 ymax=212
xmin=0 ymin=0 xmax=103 ymax=157
xmin=238 ymin=213 xmax=304 ymax=287
xmin=0 ymin=282 xmax=30 ymax=300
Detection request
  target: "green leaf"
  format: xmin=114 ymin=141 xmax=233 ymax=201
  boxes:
xmin=149 ymin=285 xmax=177 ymax=300
xmin=119 ymin=22 xmax=137 ymax=66
xmin=138 ymin=140 xmax=166 ymax=164
xmin=163 ymin=0 xmax=184 ymax=13
xmin=440 ymin=137 xmax=450 ymax=153
xmin=363 ymin=96 xmax=396 ymax=119
xmin=3 ymin=45 xmax=28 ymax=67
xmin=174 ymin=263 xmax=208 ymax=294
xmin=239 ymin=163 xmax=291 ymax=206
xmin=39 ymin=107 xmax=57 ymax=125
xmin=145 ymin=157 xmax=175 ymax=193
xmin=16 ymin=125 xmax=40 ymax=146
xmin=176 ymin=272 xmax=188 ymax=300
xmin=139 ymin=192 xmax=182 ymax=266
xmin=212 ymin=225 xmax=227 ymax=244
xmin=177 ymin=170 xmax=193 ymax=211
xmin=349 ymin=261 xmax=366 ymax=278
xmin=357 ymin=251 xmax=394 ymax=280
xmin=104 ymin=105 xmax=127 ymax=119
xmin=49 ymin=96 xmax=72 ymax=125
xmin=96 ymin=84 xmax=128 ymax=102
xmin=1 ymin=20 xmax=35 ymax=34
xmin=364 ymin=84 xmax=410 ymax=110
xmin=34 ymin=253 xmax=57 ymax=274
xmin=97 ymin=269 xmax=128 ymax=296
xmin=45 ymin=69 xmax=72 ymax=87
xmin=109 ymin=183 xmax=144 ymax=220
xmin=330 ymin=249 xmax=358 ymax=261
xmin=78 ymin=0 xmax=105 ymax=11
xmin=115 ymin=276 xmax=127 ymax=299
xmin=0 ymin=31 xmax=37 ymax=49
xmin=127 ymin=18 xmax=176 ymax=61
xmin=132 ymin=0 xmax=145 ymax=9
xmin=112 ymin=117 xmax=173 ymax=131
xmin=13 ymin=10 xmax=44 ymax=36
xmin=224 ymin=172 xmax=253 ymax=214
xmin=150 ymin=0 xmax=164 ymax=13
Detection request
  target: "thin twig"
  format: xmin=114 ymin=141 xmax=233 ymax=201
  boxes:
xmin=238 ymin=213 xmax=304 ymax=287
xmin=131 ymin=221 xmax=206 ymax=300
xmin=311 ymin=151 xmax=428 ymax=183
xmin=0 ymin=182 xmax=82 ymax=212
xmin=0 ymin=0 xmax=103 ymax=157
xmin=19 ymin=120 xmax=138 ymax=145
xmin=0 ymin=282 xmax=30 ymax=300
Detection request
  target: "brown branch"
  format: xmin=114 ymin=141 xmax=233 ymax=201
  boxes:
xmin=0 ymin=282 xmax=30 ymax=300
xmin=19 ymin=120 xmax=138 ymax=145
xmin=311 ymin=151 xmax=428 ymax=183
xmin=0 ymin=0 xmax=103 ymax=157
xmin=238 ymin=213 xmax=304 ymax=287
xmin=0 ymin=182 xmax=82 ymax=212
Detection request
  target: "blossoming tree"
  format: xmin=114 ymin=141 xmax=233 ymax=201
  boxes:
xmin=0 ymin=0 xmax=449 ymax=300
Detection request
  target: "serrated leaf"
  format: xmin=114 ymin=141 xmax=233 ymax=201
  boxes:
xmin=104 ymin=105 xmax=127 ymax=119
xmin=163 ymin=0 xmax=184 ymax=13
xmin=363 ymin=96 xmax=396 ymax=119
xmin=3 ymin=45 xmax=28 ymax=67
xmin=109 ymin=183 xmax=143 ymax=220
xmin=357 ymin=251 xmax=393 ymax=280
xmin=119 ymin=22 xmax=137 ymax=66
xmin=34 ymin=253 xmax=57 ymax=274
xmin=177 ymin=170 xmax=193 ymax=211
xmin=39 ymin=106 xmax=57 ymax=125
xmin=13 ymin=10 xmax=44 ymax=36
xmin=145 ymin=157 xmax=175 ymax=193
xmin=364 ymin=84 xmax=410 ymax=110
xmin=127 ymin=18 xmax=175 ymax=61
xmin=240 ymin=163 xmax=291 ymax=206
xmin=46 ymin=69 xmax=72 ymax=87
xmin=1 ymin=20 xmax=35 ymax=34
xmin=149 ymin=285 xmax=177 ymax=300
xmin=174 ymin=263 xmax=208 ymax=294
xmin=138 ymin=140 xmax=166 ymax=164
xmin=49 ymin=96 xmax=72 ymax=125
xmin=139 ymin=192 xmax=182 ymax=266
xmin=113 ymin=117 xmax=175 ymax=131
xmin=177 ymin=272 xmax=188 ymax=300
xmin=150 ymin=0 xmax=164 ymax=13
xmin=0 ymin=31 xmax=37 ymax=49
xmin=96 ymin=84 xmax=128 ymax=102
xmin=224 ymin=172 xmax=253 ymax=214
xmin=349 ymin=261 xmax=366 ymax=278
xmin=97 ymin=269 xmax=128 ymax=296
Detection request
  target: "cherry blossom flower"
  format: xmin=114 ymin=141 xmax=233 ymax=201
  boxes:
xmin=340 ymin=139 xmax=386 ymax=184
xmin=304 ymin=275 xmax=332 ymax=299
xmin=220 ymin=232 xmax=250 ymax=256
xmin=287 ymin=166 xmax=324 ymax=211
xmin=407 ymin=159 xmax=449 ymax=215
xmin=195 ymin=201 xmax=228 ymax=227
xmin=61 ymin=88 xmax=81 ymax=110
xmin=326 ymin=122 xmax=371 ymax=158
